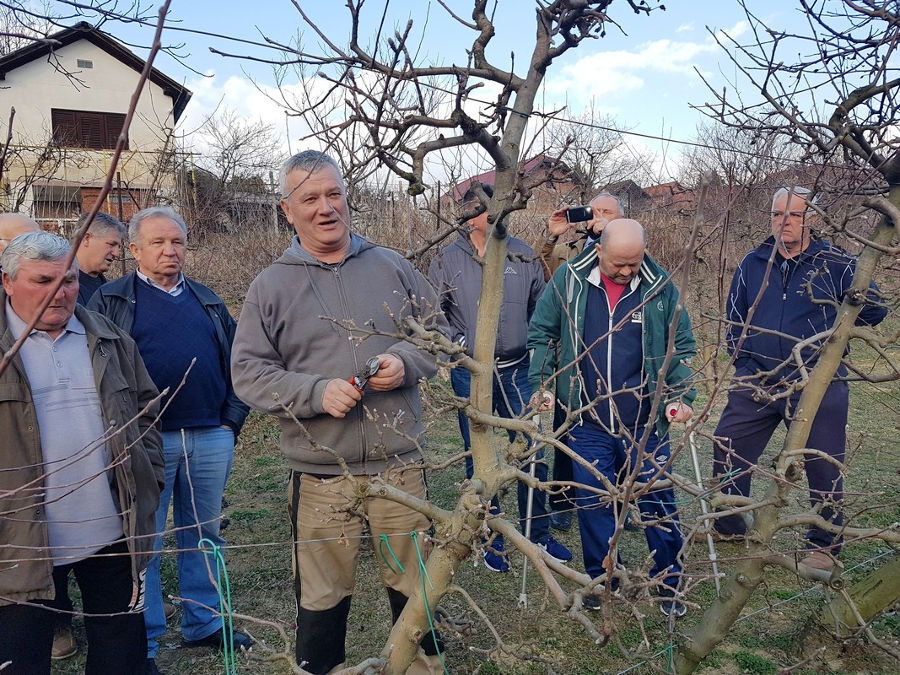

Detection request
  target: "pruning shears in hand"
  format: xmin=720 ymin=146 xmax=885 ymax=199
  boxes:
xmin=349 ymin=356 xmax=381 ymax=393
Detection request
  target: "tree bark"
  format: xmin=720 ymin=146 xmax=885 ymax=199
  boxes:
xmin=822 ymin=555 xmax=900 ymax=638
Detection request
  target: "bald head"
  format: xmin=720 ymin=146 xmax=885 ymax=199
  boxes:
xmin=595 ymin=218 xmax=646 ymax=284
xmin=0 ymin=213 xmax=40 ymax=253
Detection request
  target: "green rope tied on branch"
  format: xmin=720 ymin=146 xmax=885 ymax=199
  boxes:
xmin=379 ymin=533 xmax=405 ymax=575
xmin=410 ymin=531 xmax=448 ymax=675
xmin=377 ymin=531 xmax=448 ymax=674
xmin=199 ymin=537 xmax=237 ymax=675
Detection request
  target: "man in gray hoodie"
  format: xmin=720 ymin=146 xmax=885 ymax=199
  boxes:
xmin=231 ymin=151 xmax=447 ymax=675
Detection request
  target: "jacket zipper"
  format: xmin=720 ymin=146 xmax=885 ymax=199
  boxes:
xmin=639 ymin=286 xmax=649 ymax=429
xmin=568 ymin=271 xmax=583 ymax=411
xmin=604 ymin=288 xmax=614 ymax=430
xmin=608 ymin=283 xmax=640 ymax=431
xmin=330 ymin=265 xmax=367 ymax=465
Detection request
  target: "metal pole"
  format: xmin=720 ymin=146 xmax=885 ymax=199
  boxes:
xmin=689 ymin=431 xmax=721 ymax=595
xmin=519 ymin=415 xmax=541 ymax=609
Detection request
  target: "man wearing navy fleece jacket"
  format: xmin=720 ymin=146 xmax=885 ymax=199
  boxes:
xmin=712 ymin=187 xmax=887 ymax=571
xmin=89 ymin=206 xmax=250 ymax=674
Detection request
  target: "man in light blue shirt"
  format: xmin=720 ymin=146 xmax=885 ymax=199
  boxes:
xmin=0 ymin=231 xmax=163 ymax=674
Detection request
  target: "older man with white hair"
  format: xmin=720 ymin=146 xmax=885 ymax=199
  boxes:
xmin=89 ymin=206 xmax=250 ymax=673
xmin=710 ymin=187 xmax=887 ymax=570
xmin=0 ymin=231 xmax=163 ymax=674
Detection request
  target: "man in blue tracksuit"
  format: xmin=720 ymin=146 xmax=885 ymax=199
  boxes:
xmin=712 ymin=187 xmax=887 ymax=570
xmin=428 ymin=184 xmax=572 ymax=572
xmin=528 ymin=218 xmax=696 ymax=616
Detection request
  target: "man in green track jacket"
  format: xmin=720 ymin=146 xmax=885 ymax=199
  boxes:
xmin=527 ymin=218 xmax=696 ymax=616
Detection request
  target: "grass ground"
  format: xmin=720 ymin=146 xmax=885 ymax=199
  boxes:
xmin=52 ymin=318 xmax=900 ymax=674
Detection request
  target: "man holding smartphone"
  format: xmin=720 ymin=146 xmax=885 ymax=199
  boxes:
xmin=539 ymin=192 xmax=625 ymax=281
xmin=538 ymin=192 xmax=624 ymax=531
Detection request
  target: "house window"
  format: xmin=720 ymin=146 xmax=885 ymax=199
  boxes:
xmin=51 ymin=109 xmax=128 ymax=150
xmin=76 ymin=59 xmax=93 ymax=69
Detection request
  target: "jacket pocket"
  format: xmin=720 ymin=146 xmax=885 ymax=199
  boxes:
xmin=0 ymin=382 xmax=29 ymax=402
xmin=102 ymin=370 xmax=135 ymax=409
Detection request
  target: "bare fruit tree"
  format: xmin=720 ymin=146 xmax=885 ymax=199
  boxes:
xmin=241 ymin=1 xmax=673 ymax=671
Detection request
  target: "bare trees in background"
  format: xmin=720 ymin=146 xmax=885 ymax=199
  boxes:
xmin=178 ymin=108 xmax=284 ymax=234
xmin=0 ymin=1 xmax=56 ymax=54
xmin=544 ymin=108 xmax=652 ymax=203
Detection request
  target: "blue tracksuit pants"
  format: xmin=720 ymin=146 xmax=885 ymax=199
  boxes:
xmin=568 ymin=423 xmax=683 ymax=589
xmin=712 ymin=380 xmax=847 ymax=551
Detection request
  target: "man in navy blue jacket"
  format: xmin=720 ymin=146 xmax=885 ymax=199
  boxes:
xmin=89 ymin=206 xmax=251 ymax=674
xmin=712 ymin=187 xmax=887 ymax=570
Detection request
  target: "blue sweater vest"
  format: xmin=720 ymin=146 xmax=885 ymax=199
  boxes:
xmin=131 ymin=280 xmax=226 ymax=431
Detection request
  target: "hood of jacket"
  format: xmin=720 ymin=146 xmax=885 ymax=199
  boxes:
xmin=276 ymin=231 xmax=376 ymax=267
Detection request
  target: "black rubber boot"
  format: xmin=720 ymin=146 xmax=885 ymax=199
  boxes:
xmin=295 ymin=596 xmax=351 ymax=674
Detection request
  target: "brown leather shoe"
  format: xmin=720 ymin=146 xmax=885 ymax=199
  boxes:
xmin=164 ymin=601 xmax=177 ymax=620
xmin=800 ymin=550 xmax=835 ymax=571
xmin=51 ymin=626 xmax=77 ymax=660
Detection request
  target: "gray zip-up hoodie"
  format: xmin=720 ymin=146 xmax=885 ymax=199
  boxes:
xmin=427 ymin=234 xmax=545 ymax=362
xmin=231 ymin=233 xmax=447 ymax=475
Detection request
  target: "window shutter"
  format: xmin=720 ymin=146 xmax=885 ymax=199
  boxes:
xmin=50 ymin=109 xmax=128 ymax=150
xmin=51 ymin=109 xmax=77 ymax=146
xmin=105 ymin=113 xmax=127 ymax=149
xmin=78 ymin=112 xmax=104 ymax=149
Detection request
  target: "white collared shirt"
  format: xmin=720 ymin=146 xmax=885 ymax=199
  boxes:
xmin=136 ymin=269 xmax=185 ymax=296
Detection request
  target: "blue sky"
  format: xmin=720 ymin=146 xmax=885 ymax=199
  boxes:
xmin=58 ymin=0 xmax=810 ymax=181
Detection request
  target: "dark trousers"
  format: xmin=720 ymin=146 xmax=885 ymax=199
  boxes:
xmin=450 ymin=360 xmax=550 ymax=542
xmin=712 ymin=381 xmax=847 ymax=550
xmin=45 ymin=568 xmax=74 ymax=629
xmin=549 ymin=400 xmax=575 ymax=512
xmin=568 ymin=423 xmax=683 ymax=589
xmin=0 ymin=540 xmax=147 ymax=675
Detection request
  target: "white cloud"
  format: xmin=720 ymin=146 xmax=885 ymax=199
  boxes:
xmin=175 ymin=68 xmax=349 ymax=160
xmin=543 ymin=21 xmax=748 ymax=109
xmin=676 ymin=23 xmax=694 ymax=33
xmin=180 ymin=72 xmax=292 ymax=137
